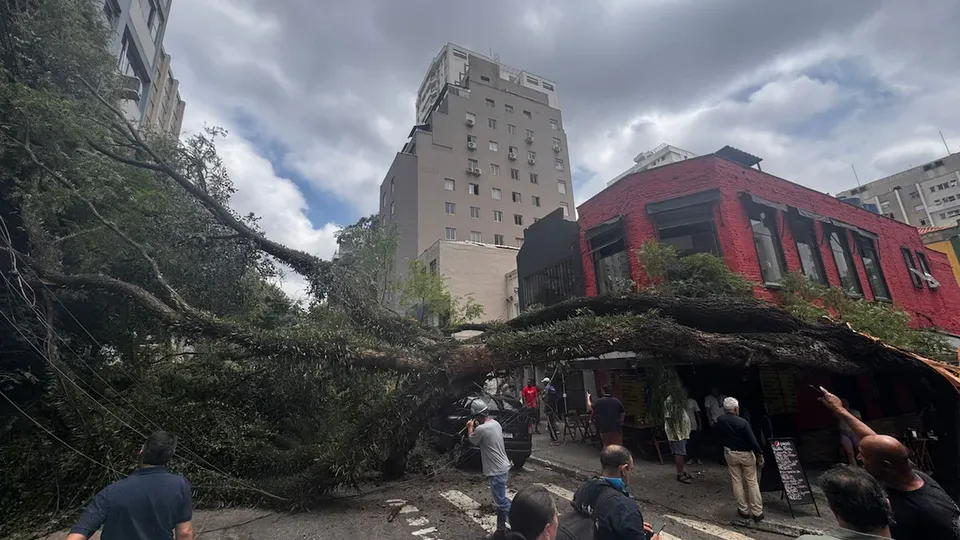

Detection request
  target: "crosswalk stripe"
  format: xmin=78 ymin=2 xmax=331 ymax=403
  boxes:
xmin=439 ymin=490 xmax=498 ymax=533
xmin=538 ymin=483 xmax=575 ymax=501
xmin=666 ymin=515 xmax=754 ymax=540
xmin=411 ymin=527 xmax=437 ymax=536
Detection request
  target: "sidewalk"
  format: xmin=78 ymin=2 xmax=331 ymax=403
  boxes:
xmin=528 ymin=432 xmax=838 ymax=537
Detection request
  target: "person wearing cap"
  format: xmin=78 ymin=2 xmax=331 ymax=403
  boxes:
xmin=467 ymin=398 xmax=512 ymax=531
xmin=541 ymin=377 xmax=560 ymax=442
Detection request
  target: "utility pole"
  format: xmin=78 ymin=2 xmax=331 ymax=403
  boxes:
xmin=851 ymin=164 xmax=861 ymax=187
xmin=940 ymin=131 xmax=951 ymax=154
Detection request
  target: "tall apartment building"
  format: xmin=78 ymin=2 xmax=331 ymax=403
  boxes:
xmin=607 ymin=144 xmax=697 ymax=187
xmin=145 ymin=48 xmax=186 ymax=135
xmin=102 ymin=0 xmax=186 ymax=135
xmin=380 ymin=43 xmax=576 ymax=291
xmin=836 ymin=152 xmax=960 ymax=228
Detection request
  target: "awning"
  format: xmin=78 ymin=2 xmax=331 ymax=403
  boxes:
xmin=584 ymin=215 xmax=623 ymax=242
xmin=741 ymin=192 xmax=787 ymax=212
xmin=793 ymin=207 xmax=830 ymax=223
xmin=646 ymin=189 xmax=721 ymax=215
xmin=830 ymin=218 xmax=878 ymax=240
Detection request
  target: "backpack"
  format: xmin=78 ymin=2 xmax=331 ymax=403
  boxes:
xmin=556 ymin=485 xmax=621 ymax=540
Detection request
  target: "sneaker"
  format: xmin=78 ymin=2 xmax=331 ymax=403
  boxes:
xmin=752 ymin=513 xmax=765 ymax=523
xmin=676 ymin=474 xmax=692 ymax=484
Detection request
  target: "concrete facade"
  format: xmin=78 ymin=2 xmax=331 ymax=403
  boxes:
xmin=578 ymin=154 xmax=960 ymax=334
xmin=836 ymin=152 xmax=960 ymax=227
xmin=101 ymin=0 xmax=185 ymax=132
xmin=607 ymin=144 xmax=697 ymax=187
xmin=144 ymin=48 xmax=186 ymax=136
xmin=381 ymin=48 xmax=576 ymax=293
xmin=417 ymin=240 xmax=520 ymax=323
xmin=921 ymin=224 xmax=960 ymax=285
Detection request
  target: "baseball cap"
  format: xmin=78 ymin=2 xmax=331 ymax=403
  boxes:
xmin=541 ymin=377 xmax=550 ymax=384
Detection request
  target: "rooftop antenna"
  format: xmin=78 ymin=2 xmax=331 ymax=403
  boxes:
xmin=940 ymin=130 xmax=951 ymax=155
xmin=851 ymin=164 xmax=861 ymax=187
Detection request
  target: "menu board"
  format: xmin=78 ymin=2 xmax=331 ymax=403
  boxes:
xmin=769 ymin=438 xmax=814 ymax=505
xmin=759 ymin=366 xmax=798 ymax=415
xmin=614 ymin=373 xmax=646 ymax=423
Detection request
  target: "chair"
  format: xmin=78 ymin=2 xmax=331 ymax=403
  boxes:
xmin=651 ymin=427 xmax=673 ymax=465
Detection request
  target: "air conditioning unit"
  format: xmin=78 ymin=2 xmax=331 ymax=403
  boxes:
xmin=467 ymin=167 xmax=482 ymax=176
xmin=465 ymin=118 xmax=475 ymax=127
xmin=553 ymin=143 xmax=562 ymax=152
xmin=508 ymin=152 xmax=517 ymax=160
xmin=119 ymin=74 xmax=142 ymax=102
xmin=467 ymin=141 xmax=477 ymax=150
xmin=527 ymin=157 xmax=536 ymax=164
xmin=525 ymin=136 xmax=534 ymax=143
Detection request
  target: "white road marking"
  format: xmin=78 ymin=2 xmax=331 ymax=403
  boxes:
xmin=440 ymin=490 xmax=498 ymax=533
xmin=406 ymin=517 xmax=430 ymax=527
xmin=666 ymin=515 xmax=754 ymax=540
xmin=411 ymin=527 xmax=437 ymax=536
xmin=386 ymin=499 xmax=406 ymax=506
xmin=399 ymin=505 xmax=419 ymax=514
xmin=538 ymin=483 xmax=575 ymax=501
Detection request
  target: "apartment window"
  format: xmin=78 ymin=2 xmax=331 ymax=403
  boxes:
xmin=789 ymin=217 xmax=827 ymax=285
xmin=470 ymin=206 xmax=481 ymax=219
xmin=558 ymin=180 xmax=567 ymax=194
xmin=527 ymin=151 xmax=536 ymax=161
xmin=509 ymin=145 xmax=519 ymax=155
xmin=555 ymin=159 xmax=564 ymax=171
xmin=505 ymin=104 xmax=514 ymax=114
xmin=429 ymin=259 xmax=438 ymax=274
xmin=902 ymin=248 xmax=924 ymax=289
xmin=526 ymin=129 xmax=535 ymax=141
xmin=523 ymin=110 xmax=532 ymax=119
xmin=490 ymin=163 xmax=500 ymax=176
xmin=494 ymin=234 xmax=505 ymax=245
xmin=510 ymin=168 xmax=520 ymax=180
xmin=445 ymin=227 xmax=456 ymax=240
xmin=466 ymin=112 xmax=476 ymax=124
xmin=444 ymin=178 xmax=455 ymax=191
xmin=390 ymin=201 xmax=394 ymax=217
xmin=381 ymin=191 xmax=386 ymax=208
xmin=103 ymin=0 xmax=120 ymax=27
xmin=445 ymin=202 xmax=456 ymax=215
xmin=452 ymin=49 xmax=468 ymax=59
xmin=470 ymin=231 xmax=482 ymax=243
xmin=910 ymin=191 xmax=920 ymax=200
xmin=587 ymin=217 xmax=630 ymax=295
xmin=480 ymin=75 xmax=490 ymax=83
xmin=468 ymin=158 xmax=479 ymax=170
xmin=526 ymin=76 xmax=539 ymax=86
xmin=550 ymin=119 xmax=559 ymax=130
xmin=940 ymin=213 xmax=947 ymax=219
xmin=553 ymin=137 xmax=562 ymax=149
xmin=930 ymin=186 xmax=937 ymax=193
xmin=512 ymin=192 xmax=522 ymax=203
xmin=493 ymin=210 xmax=503 ymax=223
xmin=856 ymin=235 xmax=890 ymax=301
xmin=486 ymin=98 xmax=495 ymax=108
xmin=489 ymin=141 xmax=499 ymax=152
xmin=508 ymin=124 xmax=517 ymax=135
xmin=914 ymin=204 xmax=925 ymax=212
xmin=514 ymin=214 xmax=524 ymax=226
xmin=469 ymin=183 xmax=480 ymax=195
xmin=653 ymin=201 xmax=720 ymax=257
xmin=488 ymin=118 xmax=497 ymax=129
xmin=747 ymin=205 xmax=786 ymax=285
xmin=467 ymin=135 xmax=477 ymax=145
xmin=919 ymin=218 xmax=930 ymax=226
xmin=532 ymin=196 xmax=541 ymax=207
xmin=560 ymin=202 xmax=569 ymax=217
xmin=542 ymin=82 xmax=554 ymax=91
xmin=530 ymin=173 xmax=539 ymax=184
xmin=492 ymin=188 xmax=502 ymax=200
xmin=516 ymin=237 xmax=524 ymax=247
xmin=827 ymin=228 xmax=863 ymax=296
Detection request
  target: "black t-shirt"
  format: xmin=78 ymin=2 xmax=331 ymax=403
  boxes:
xmin=592 ymin=395 xmax=625 ymax=433
xmin=887 ymin=472 xmax=960 ymax=540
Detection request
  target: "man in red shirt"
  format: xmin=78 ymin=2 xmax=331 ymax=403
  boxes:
xmin=522 ymin=379 xmax=540 ymax=434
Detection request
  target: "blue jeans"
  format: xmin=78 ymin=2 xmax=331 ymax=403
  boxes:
xmin=488 ymin=472 xmax=511 ymax=513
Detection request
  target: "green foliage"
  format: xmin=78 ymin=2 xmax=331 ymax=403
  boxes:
xmin=334 ymin=215 xmax=399 ymax=305
xmin=398 ymin=259 xmax=483 ymax=326
xmin=779 ymin=272 xmax=954 ymax=362
xmin=634 ymin=240 xmax=753 ymax=298
xmin=643 ymin=364 xmax=687 ymax=428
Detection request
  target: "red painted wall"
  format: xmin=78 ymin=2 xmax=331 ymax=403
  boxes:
xmin=578 ymin=156 xmax=960 ymax=333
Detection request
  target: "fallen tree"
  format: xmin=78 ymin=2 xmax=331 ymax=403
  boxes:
xmin=2 ymin=1 xmax=960 ymax=537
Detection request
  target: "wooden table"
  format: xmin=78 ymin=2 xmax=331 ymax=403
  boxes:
xmin=565 ymin=414 xmax=597 ymax=443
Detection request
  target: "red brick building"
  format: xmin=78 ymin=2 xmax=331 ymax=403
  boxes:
xmin=577 ymin=152 xmax=960 ymax=334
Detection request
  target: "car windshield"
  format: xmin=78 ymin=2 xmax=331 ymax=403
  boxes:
xmin=466 ymin=396 xmax=521 ymax=413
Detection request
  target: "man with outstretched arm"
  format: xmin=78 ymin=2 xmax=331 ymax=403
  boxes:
xmin=67 ymin=431 xmax=193 ymax=540
xmin=466 ymin=398 xmax=512 ymax=532
xmin=818 ymin=386 xmax=960 ymax=540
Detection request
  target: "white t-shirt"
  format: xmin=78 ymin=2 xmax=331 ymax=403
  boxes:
xmin=685 ymin=398 xmax=702 ymax=431
xmin=704 ymin=394 xmax=725 ymax=426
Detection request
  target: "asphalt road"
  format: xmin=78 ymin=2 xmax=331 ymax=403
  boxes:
xmin=187 ymin=464 xmax=789 ymax=540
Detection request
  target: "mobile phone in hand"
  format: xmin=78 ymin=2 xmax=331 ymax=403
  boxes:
xmin=645 ymin=523 xmax=665 ymax=539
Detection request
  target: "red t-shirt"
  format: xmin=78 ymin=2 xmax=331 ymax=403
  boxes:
xmin=522 ymin=386 xmax=539 ymax=408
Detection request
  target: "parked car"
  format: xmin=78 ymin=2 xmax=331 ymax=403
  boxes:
xmin=428 ymin=394 xmax=533 ymax=468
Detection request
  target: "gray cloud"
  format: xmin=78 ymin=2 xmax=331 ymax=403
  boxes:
xmin=165 ymin=0 xmax=960 ymax=225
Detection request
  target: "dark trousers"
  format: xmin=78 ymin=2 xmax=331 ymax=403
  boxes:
xmin=687 ymin=429 xmax=701 ymax=461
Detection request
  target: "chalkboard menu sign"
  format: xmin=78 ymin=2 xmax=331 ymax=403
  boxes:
xmin=764 ymin=438 xmax=818 ymax=517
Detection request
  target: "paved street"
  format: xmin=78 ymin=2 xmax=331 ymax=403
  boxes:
xmin=184 ymin=464 xmax=787 ymax=540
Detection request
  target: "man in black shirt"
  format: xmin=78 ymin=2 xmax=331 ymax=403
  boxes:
xmin=819 ymin=386 xmax=960 ymax=540
xmin=715 ymin=397 xmax=765 ymax=522
xmin=68 ymin=431 xmax=194 ymax=540
xmin=588 ymin=385 xmax=625 ymax=447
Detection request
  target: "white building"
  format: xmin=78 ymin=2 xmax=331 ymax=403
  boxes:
xmin=607 ymin=144 xmax=698 ymax=187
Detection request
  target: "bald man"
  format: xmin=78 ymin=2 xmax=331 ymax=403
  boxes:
xmin=819 ymin=387 xmax=960 ymax=540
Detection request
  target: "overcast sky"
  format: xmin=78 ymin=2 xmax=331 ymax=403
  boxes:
xmin=164 ymin=1 xmax=960 ymax=298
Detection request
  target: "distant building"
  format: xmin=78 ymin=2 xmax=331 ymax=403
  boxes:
xmin=380 ymin=44 xmax=576 ymax=306
xmin=920 ymin=223 xmax=960 ymax=285
xmin=607 ymin=144 xmax=697 ymax=187
xmin=836 ymin=152 xmax=960 ymax=228
xmin=144 ymin=48 xmax=186 ymax=136
xmin=516 ymin=208 xmax=585 ymax=311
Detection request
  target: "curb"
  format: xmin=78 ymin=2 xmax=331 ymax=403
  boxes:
xmin=529 ymin=455 xmax=824 ymax=538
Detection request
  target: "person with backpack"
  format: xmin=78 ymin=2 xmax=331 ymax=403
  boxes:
xmin=562 ymin=445 xmax=661 ymax=540
xmin=492 ymin=485 xmax=559 ymax=540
